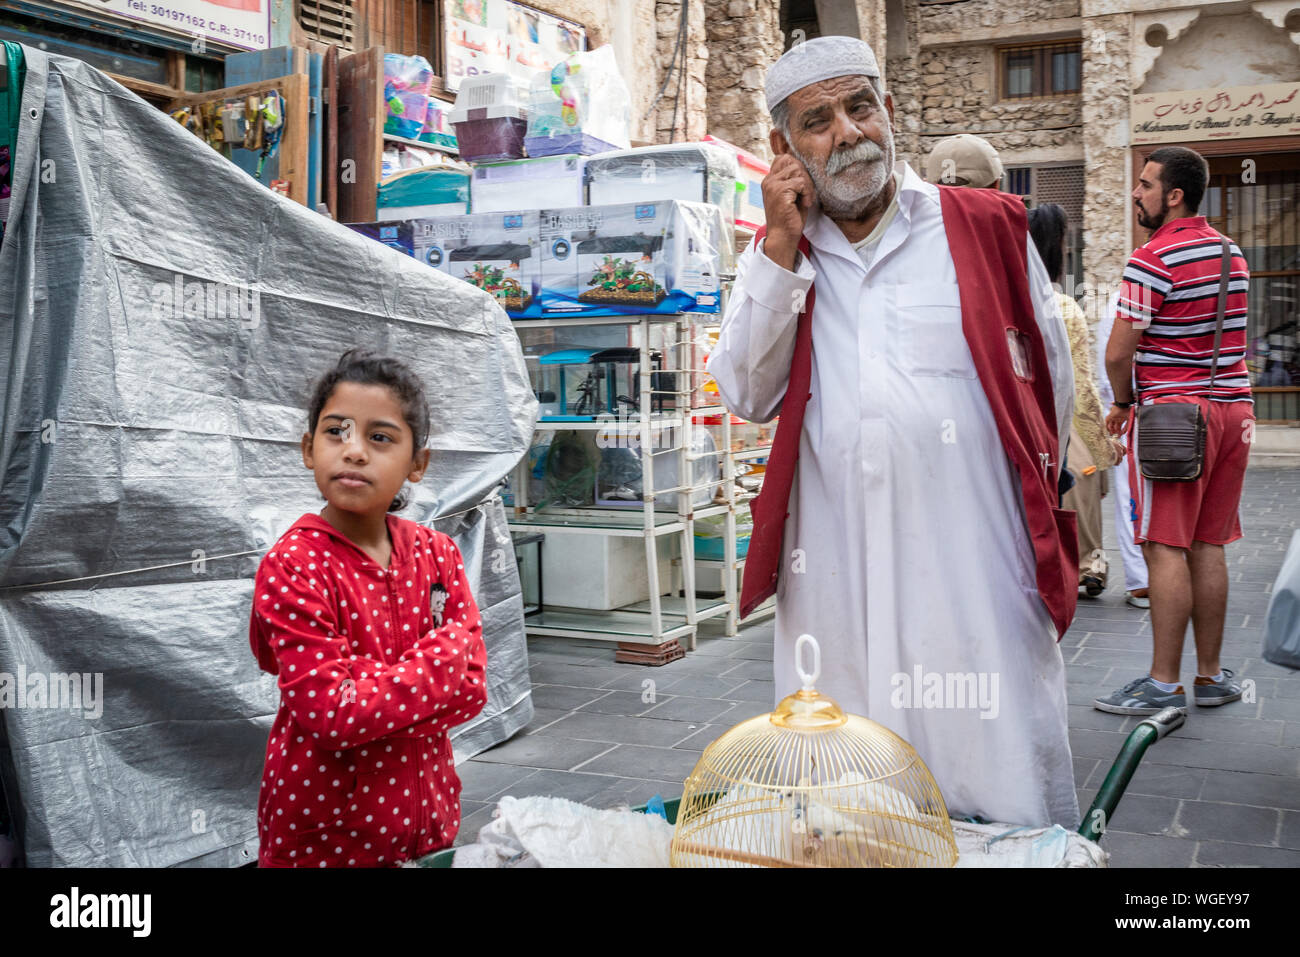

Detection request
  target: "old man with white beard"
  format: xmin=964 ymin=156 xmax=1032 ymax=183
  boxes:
xmin=708 ymin=37 xmax=1081 ymax=827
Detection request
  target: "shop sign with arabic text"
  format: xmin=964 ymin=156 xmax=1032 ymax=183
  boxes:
xmin=1131 ymin=82 xmax=1300 ymax=144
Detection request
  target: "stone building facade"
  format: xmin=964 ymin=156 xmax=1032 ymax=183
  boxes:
xmin=884 ymin=0 xmax=1089 ymax=295
xmin=17 ymin=0 xmax=1293 ymax=413
xmin=704 ymin=0 xmax=785 ymax=157
xmin=885 ymin=0 xmax=1300 ymax=419
xmin=887 ymin=0 xmax=1084 ymax=172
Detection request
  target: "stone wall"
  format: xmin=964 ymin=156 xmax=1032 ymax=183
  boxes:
xmin=916 ymin=0 xmax=1080 ymax=38
xmin=887 ymin=0 xmax=1087 ymax=172
xmin=652 ymin=0 xmax=710 ymax=143
xmin=909 ymin=44 xmax=1081 ymax=166
xmin=704 ymin=0 xmax=786 ymax=159
xmin=885 ymin=0 xmax=923 ymax=164
xmin=1080 ymin=12 xmax=1131 ymax=294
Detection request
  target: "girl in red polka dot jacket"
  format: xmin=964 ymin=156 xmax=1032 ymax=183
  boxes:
xmin=249 ymin=349 xmax=488 ymax=867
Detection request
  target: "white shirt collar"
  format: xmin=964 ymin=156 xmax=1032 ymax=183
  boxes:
xmin=803 ymin=161 xmax=933 ymax=259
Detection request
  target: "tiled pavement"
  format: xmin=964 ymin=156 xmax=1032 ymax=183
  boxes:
xmin=459 ymin=467 xmax=1300 ymax=866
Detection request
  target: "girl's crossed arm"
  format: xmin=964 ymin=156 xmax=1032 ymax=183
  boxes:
xmin=253 ymin=546 xmax=486 ymax=749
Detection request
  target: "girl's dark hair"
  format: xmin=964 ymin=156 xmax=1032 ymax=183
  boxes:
xmin=307 ymin=348 xmax=431 ymax=511
xmin=1026 ymin=202 xmax=1068 ymax=285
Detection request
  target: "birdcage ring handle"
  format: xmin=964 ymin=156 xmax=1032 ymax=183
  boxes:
xmin=795 ymin=634 xmax=820 ymax=691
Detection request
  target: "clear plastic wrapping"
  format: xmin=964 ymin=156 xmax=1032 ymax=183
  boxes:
xmin=585 ymin=143 xmax=739 ymax=227
xmin=525 ymin=45 xmax=630 ymax=157
xmin=384 ymin=54 xmax=435 ymax=139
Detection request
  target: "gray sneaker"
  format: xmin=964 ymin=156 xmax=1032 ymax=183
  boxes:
xmin=1094 ymin=676 xmax=1188 ymax=716
xmin=1193 ymin=668 xmax=1242 ymax=707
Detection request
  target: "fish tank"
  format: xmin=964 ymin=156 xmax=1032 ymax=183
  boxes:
xmin=576 ymin=237 xmax=666 ymax=308
xmin=531 ymin=347 xmax=662 ymax=421
xmin=447 ymin=242 xmax=534 ymax=312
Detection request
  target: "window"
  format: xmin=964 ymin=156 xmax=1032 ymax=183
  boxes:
xmin=0 ymin=10 xmax=169 ymax=85
xmin=299 ymin=0 xmax=357 ymax=51
xmin=1201 ymin=153 xmax=1300 ymax=409
xmin=1006 ymin=164 xmax=1086 ymax=287
xmin=999 ymin=41 xmax=1081 ymax=99
xmin=1004 ymin=167 xmax=1033 ymax=197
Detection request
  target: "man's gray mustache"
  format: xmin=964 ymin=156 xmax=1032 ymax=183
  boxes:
xmin=827 ymin=142 xmax=884 ymax=175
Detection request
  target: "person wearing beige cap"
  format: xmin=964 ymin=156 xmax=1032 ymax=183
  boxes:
xmin=925 ymin=133 xmax=1004 ymax=189
xmin=708 ymin=35 xmax=1080 ymax=829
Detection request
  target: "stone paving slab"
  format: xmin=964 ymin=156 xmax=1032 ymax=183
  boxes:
xmin=457 ymin=468 xmax=1300 ymax=866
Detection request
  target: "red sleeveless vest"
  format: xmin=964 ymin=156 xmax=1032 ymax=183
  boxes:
xmin=735 ymin=186 xmax=1078 ymax=639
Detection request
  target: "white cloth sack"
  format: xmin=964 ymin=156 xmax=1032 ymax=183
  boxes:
xmin=952 ymin=819 xmax=1107 ymax=868
xmin=450 ymin=796 xmax=674 ymax=868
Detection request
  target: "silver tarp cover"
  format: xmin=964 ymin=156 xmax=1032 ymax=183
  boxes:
xmin=0 ymin=46 xmax=538 ymax=866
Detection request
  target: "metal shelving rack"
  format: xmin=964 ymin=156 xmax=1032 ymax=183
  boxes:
xmin=692 ymin=440 xmax=777 ymax=634
xmin=508 ymin=313 xmax=733 ymax=652
xmin=507 ymin=223 xmax=775 ymax=652
xmin=683 ymin=223 xmax=778 ymax=635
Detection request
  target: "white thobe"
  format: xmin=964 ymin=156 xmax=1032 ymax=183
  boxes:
xmin=1098 ymin=294 xmax=1148 ymax=590
xmin=710 ymin=162 xmax=1080 ymax=828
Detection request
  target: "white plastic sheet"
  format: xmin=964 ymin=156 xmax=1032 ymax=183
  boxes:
xmin=449 ymin=796 xmax=674 ymax=868
xmin=1264 ymin=529 xmax=1300 ymax=670
xmin=447 ymin=794 xmax=1106 ymax=868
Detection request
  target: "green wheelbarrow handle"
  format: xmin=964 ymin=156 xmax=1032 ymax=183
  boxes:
xmin=1078 ymin=706 xmax=1185 ymax=844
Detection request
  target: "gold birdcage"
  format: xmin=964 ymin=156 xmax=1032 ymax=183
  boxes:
xmin=670 ymin=635 xmax=959 ymax=868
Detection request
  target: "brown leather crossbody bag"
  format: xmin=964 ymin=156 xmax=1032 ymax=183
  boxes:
xmin=1136 ymin=237 xmax=1231 ymax=482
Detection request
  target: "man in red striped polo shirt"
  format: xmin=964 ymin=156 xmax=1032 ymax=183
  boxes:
xmin=1095 ymin=146 xmax=1255 ymax=717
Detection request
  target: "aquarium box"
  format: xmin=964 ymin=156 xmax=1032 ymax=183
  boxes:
xmin=538 ymin=200 xmax=729 ymax=317
xmin=346 ymin=220 xmax=415 ymax=257
xmin=377 ymin=166 xmax=470 ymax=221
xmin=412 ymin=210 xmax=540 ymax=317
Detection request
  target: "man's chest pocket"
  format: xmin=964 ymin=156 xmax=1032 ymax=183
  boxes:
xmin=896 ymin=283 xmax=977 ymax=379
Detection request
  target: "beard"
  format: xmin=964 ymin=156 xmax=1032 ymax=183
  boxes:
xmin=790 ymin=135 xmax=895 ymax=219
xmin=1136 ymin=191 xmax=1169 ymax=230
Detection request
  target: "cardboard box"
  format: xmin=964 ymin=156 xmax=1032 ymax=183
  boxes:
xmin=539 ymin=531 xmax=678 ymax=610
xmin=377 ymin=166 xmax=469 ymax=222
xmin=703 ymin=134 xmax=770 ymax=230
xmin=471 ymin=154 xmax=586 ymax=214
xmin=346 ymin=221 xmax=415 ymax=257
xmin=584 ymin=143 xmax=737 ymax=226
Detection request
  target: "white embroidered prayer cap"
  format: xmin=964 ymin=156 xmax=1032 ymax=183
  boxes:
xmin=764 ymin=35 xmax=882 ymax=113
